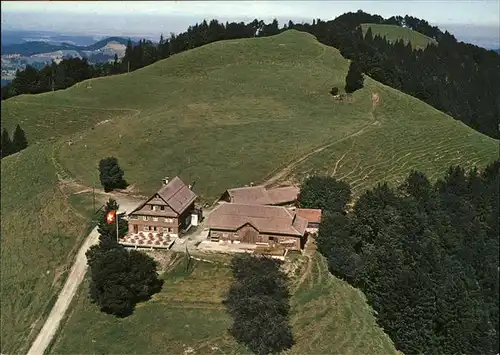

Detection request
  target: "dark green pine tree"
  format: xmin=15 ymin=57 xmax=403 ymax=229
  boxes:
xmin=97 ymin=198 xmax=128 ymax=247
xmin=98 ymin=156 xmax=127 ymax=192
xmin=12 ymin=124 xmax=28 ymax=153
xmin=345 ymin=60 xmax=364 ymax=93
xmin=364 ymin=26 xmax=374 ymax=42
xmin=1 ymin=128 xmax=13 ymax=158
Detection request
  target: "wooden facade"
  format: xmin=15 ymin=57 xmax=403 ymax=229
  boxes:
xmin=206 ymin=203 xmax=308 ymax=251
xmin=209 ymin=228 xmax=302 ymax=250
xmin=127 ymin=177 xmax=197 ymax=237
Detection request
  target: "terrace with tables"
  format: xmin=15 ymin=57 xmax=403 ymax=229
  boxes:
xmin=119 ymin=231 xmax=176 ymax=249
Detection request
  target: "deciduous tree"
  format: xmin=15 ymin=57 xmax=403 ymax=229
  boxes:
xmin=224 ymin=254 xmax=294 ymax=355
xmin=86 ymin=198 xmax=163 ymax=318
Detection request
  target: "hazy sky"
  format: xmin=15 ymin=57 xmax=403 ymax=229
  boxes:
xmin=1 ymin=1 xmax=499 ymax=46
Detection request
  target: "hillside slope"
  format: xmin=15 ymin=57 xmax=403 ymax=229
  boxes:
xmin=3 ymin=30 xmax=496 ymax=202
xmin=50 ymin=250 xmax=396 ymax=355
xmin=0 ymin=145 xmax=97 ymax=354
xmin=1 ymin=29 xmax=498 ymax=353
xmin=360 ymin=23 xmax=437 ymax=49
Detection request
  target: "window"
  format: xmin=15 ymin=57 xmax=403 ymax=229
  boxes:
xmin=269 ymin=237 xmax=275 ymax=241
xmin=168 ymin=228 xmax=172 ymax=233
xmin=142 ymin=216 xmax=148 ymax=221
xmin=160 ymin=206 xmax=165 ymax=211
xmin=153 ymin=226 xmax=157 ymax=231
xmin=143 ymin=226 xmax=148 ymax=231
xmin=150 ymin=205 xmax=154 ymax=210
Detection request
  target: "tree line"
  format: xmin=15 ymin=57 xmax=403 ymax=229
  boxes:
xmin=2 ymin=12 xmax=499 ymax=138
xmin=299 ymin=161 xmax=499 ymax=354
xmin=1 ymin=124 xmax=28 ymax=158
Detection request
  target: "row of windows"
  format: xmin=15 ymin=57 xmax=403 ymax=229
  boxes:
xmin=143 ymin=226 xmax=174 ymax=233
xmin=214 ymin=233 xmax=284 ymax=243
xmin=150 ymin=205 xmax=166 ymax=211
xmin=130 ymin=215 xmax=175 ymax=223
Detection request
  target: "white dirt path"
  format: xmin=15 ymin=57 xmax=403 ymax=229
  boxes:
xmin=26 ymin=199 xmax=140 ymax=355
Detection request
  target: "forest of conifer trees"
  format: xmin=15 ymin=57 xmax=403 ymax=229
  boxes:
xmin=308 ymin=161 xmax=499 ymax=354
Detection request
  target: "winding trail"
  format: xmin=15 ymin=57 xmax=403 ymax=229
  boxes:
xmin=263 ymin=120 xmax=378 ymax=187
xmin=26 ymin=227 xmax=99 ymax=355
xmin=263 ymin=91 xmax=381 ymax=187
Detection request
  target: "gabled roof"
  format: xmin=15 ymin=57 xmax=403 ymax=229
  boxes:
xmin=296 ymin=208 xmax=322 ymax=224
xmin=223 ymin=185 xmax=299 ymax=205
xmin=267 ymin=186 xmax=300 ymax=205
xmin=207 ymin=203 xmax=307 ymax=237
xmin=225 ymin=186 xmax=272 ymax=205
xmin=129 ymin=176 xmax=197 ymax=216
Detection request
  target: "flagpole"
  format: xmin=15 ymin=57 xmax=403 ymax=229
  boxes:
xmin=116 ymin=211 xmax=119 ymax=244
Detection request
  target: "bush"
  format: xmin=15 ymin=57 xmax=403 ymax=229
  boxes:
xmin=330 ymin=86 xmax=339 ymax=96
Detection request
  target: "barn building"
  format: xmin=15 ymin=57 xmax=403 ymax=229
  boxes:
xmin=295 ymin=208 xmax=322 ymax=232
xmin=206 ymin=203 xmax=308 ymax=251
xmin=219 ymin=185 xmax=300 ymax=206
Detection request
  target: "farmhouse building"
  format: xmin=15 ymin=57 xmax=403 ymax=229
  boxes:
xmin=206 ymin=203 xmax=308 ymax=251
xmin=127 ymin=176 xmax=197 ymax=237
xmin=295 ymin=208 xmax=322 ymax=232
xmin=219 ymin=185 xmax=300 ymax=206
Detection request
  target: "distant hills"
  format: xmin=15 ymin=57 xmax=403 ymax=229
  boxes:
xmin=1 ymin=37 xmax=130 ymax=56
xmin=1 ymin=37 xmax=132 ymax=85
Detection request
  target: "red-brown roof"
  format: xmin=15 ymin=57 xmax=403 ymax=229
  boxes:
xmin=296 ymin=208 xmax=322 ymax=224
xmin=267 ymin=186 xmax=300 ymax=205
xmin=130 ymin=177 xmax=196 ymax=216
xmin=226 ymin=186 xmax=272 ymax=205
xmin=223 ymin=185 xmax=299 ymax=205
xmin=207 ymin=203 xmax=307 ymax=237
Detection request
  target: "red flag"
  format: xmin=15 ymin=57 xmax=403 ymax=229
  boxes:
xmin=106 ymin=210 xmax=117 ymax=224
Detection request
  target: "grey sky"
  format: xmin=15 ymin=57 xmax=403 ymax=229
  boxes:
xmin=1 ymin=1 xmax=499 ymax=47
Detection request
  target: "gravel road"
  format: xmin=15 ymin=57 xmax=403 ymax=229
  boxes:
xmin=26 ymin=199 xmax=140 ymax=355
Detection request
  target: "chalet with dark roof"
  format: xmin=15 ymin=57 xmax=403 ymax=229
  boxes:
xmin=127 ymin=176 xmax=197 ymax=237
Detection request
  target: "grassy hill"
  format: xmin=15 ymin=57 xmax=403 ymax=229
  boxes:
xmin=360 ymin=23 xmax=437 ymax=49
xmin=49 ymin=249 xmax=396 ymax=355
xmin=1 ymin=29 xmax=498 ymax=354
xmin=0 ymin=145 xmax=99 ymax=354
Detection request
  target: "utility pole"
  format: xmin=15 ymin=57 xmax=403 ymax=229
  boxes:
xmin=92 ymin=184 xmax=95 ymax=214
xmin=127 ymin=61 xmax=130 ymax=74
